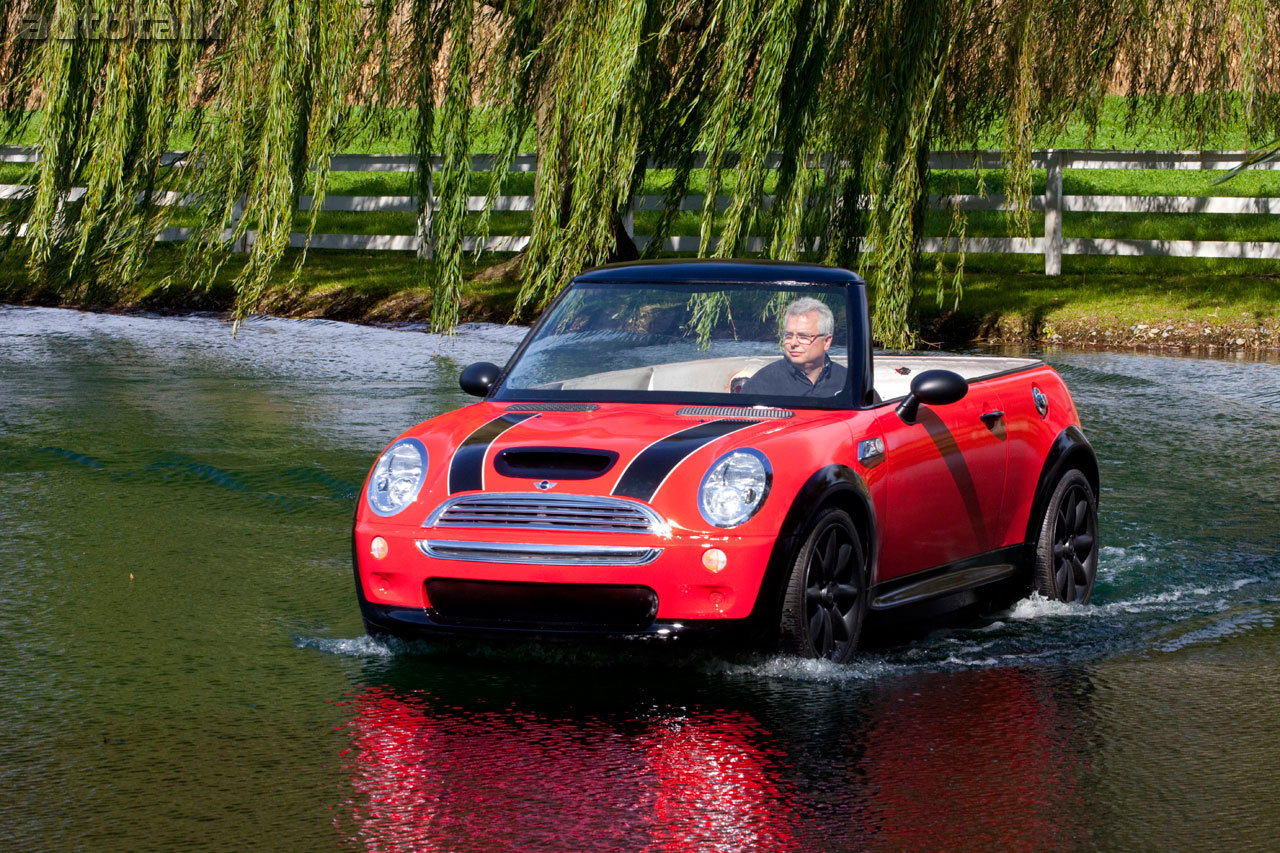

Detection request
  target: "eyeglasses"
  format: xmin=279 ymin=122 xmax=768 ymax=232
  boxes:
xmin=781 ymin=331 xmax=826 ymax=345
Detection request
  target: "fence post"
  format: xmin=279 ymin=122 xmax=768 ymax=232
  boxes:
xmin=230 ymin=194 xmax=248 ymax=253
xmin=417 ymin=161 xmax=435 ymax=261
xmin=417 ymin=203 xmax=434 ymax=260
xmin=229 ymin=195 xmax=240 ymax=252
xmin=622 ymin=195 xmax=635 ymax=244
xmin=1044 ymin=149 xmax=1062 ymax=275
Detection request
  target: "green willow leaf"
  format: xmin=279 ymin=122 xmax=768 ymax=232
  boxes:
xmin=2 ymin=0 xmax=1276 ymax=345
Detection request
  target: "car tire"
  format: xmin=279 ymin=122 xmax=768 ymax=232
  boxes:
xmin=779 ymin=507 xmax=866 ymax=662
xmin=1031 ymin=469 xmax=1099 ymax=604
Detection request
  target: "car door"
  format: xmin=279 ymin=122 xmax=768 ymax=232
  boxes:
xmin=872 ymin=386 xmax=1009 ymax=583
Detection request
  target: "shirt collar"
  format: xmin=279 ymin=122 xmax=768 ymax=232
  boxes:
xmin=789 ymin=355 xmax=831 ymax=384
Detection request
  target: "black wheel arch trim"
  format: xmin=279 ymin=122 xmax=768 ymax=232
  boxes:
xmin=1024 ymin=425 xmax=1099 ymax=549
xmin=750 ymin=464 xmax=877 ymax=628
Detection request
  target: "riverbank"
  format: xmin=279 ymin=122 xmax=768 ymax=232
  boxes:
xmin=3 ymin=249 xmax=1278 ymax=351
xmin=916 ymin=262 xmax=1280 ymax=352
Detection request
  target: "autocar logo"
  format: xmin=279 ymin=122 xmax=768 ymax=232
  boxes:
xmin=534 ymin=480 xmax=557 ymax=491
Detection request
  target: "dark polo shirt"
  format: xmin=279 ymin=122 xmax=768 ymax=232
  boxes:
xmin=742 ymin=356 xmax=847 ymax=397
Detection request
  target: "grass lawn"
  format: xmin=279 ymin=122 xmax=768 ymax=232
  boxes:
xmin=4 ymin=96 xmax=1279 ymax=350
xmin=914 ymin=260 xmax=1280 ymax=350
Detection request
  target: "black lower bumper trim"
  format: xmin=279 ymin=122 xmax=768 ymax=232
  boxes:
xmin=361 ymin=601 xmax=757 ymax=643
xmin=425 ymin=577 xmax=659 ymax=631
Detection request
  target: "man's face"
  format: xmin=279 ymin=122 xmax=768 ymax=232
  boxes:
xmin=781 ymin=310 xmax=832 ymax=371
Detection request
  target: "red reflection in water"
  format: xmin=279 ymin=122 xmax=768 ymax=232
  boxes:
xmin=336 ymin=687 xmax=796 ymax=851
xmin=640 ymin=716 xmax=796 ymax=851
xmin=334 ymin=666 xmax=1088 ymax=851
xmin=856 ymin=667 xmax=1087 ymax=851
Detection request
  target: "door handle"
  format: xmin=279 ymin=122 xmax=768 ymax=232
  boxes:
xmin=979 ymin=410 xmax=1004 ymax=426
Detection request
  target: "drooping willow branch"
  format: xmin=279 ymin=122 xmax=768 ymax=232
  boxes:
xmin=2 ymin=0 xmax=1276 ymax=346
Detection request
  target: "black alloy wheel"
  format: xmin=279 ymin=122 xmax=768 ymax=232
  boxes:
xmin=1033 ymin=469 xmax=1099 ymax=604
xmin=780 ymin=508 xmax=866 ymax=663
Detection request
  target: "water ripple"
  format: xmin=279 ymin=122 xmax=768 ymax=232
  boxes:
xmin=1155 ymin=607 xmax=1280 ymax=653
xmin=6 ymin=308 xmax=1280 ymax=851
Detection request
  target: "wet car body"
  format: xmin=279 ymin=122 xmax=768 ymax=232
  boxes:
xmin=352 ymin=260 xmax=1099 ymax=660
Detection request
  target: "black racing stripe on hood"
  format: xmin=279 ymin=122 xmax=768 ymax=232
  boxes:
xmin=611 ymin=419 xmax=759 ymax=503
xmin=449 ymin=413 xmax=535 ymax=493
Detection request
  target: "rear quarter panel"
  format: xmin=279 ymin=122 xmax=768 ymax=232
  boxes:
xmin=984 ymin=364 xmax=1083 ymax=548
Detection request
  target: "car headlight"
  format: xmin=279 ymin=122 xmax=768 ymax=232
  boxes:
xmin=698 ymin=449 xmax=771 ymax=528
xmin=366 ymin=438 xmax=428 ymax=516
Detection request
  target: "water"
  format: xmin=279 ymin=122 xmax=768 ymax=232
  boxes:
xmin=1 ymin=306 xmax=1278 ymax=850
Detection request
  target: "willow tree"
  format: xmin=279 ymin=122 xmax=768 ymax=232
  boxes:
xmin=2 ymin=0 xmax=1277 ymax=346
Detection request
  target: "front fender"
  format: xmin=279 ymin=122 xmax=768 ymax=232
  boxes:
xmin=749 ymin=464 xmax=878 ymax=630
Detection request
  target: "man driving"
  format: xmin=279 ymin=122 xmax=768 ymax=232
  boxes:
xmin=742 ymin=296 xmax=847 ymax=396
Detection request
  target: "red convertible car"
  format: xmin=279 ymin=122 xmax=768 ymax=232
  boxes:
xmin=352 ymin=260 xmax=1099 ymax=661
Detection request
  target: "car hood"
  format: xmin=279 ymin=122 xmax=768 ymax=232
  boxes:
xmin=401 ymin=401 xmax=831 ymax=507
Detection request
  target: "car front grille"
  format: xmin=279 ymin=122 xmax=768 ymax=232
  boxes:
xmin=424 ymin=493 xmax=668 ymax=535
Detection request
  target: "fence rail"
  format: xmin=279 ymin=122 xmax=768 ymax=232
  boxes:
xmin=3 ymin=146 xmax=1278 ymax=273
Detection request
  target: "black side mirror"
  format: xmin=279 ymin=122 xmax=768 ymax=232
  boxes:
xmin=895 ymin=369 xmax=968 ymax=425
xmin=459 ymin=362 xmax=501 ymax=397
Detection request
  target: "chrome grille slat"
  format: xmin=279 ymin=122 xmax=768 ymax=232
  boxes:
xmin=448 ymin=522 xmax=650 ymax=527
xmin=461 ymin=499 xmax=620 ymax=507
xmin=444 ymin=516 xmax=651 ymax=527
xmin=441 ymin=506 xmax=646 ymax=516
xmin=442 ymin=505 xmax=630 ymax=515
xmin=425 ymin=492 xmax=667 ymax=535
xmin=442 ymin=511 xmax=648 ymax=522
xmin=441 ymin=515 xmax=651 ymax=526
xmin=418 ymin=540 xmax=662 ymax=566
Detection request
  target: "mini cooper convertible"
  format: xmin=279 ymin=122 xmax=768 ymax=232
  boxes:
xmin=353 ymin=260 xmax=1099 ymax=661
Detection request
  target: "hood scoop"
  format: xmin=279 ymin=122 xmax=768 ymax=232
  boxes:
xmin=676 ymin=405 xmax=794 ymax=420
xmin=505 ymin=403 xmax=599 ymax=412
xmin=494 ymin=446 xmax=620 ymax=480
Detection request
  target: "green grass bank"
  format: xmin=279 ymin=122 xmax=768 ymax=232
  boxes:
xmin=3 ymin=247 xmax=1276 ymax=352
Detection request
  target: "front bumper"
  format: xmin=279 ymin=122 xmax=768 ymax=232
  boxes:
xmin=352 ymin=520 xmax=779 ymax=633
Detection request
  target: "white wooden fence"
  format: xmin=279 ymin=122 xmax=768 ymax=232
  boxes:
xmin=3 ymin=146 xmax=1278 ymax=274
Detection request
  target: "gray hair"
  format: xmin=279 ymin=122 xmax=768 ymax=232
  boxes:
xmin=784 ymin=296 xmax=834 ymax=336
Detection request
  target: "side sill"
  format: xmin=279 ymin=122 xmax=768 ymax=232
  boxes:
xmin=869 ymin=545 xmax=1024 ymax=611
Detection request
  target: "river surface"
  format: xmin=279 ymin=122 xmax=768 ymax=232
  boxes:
xmin=2 ymin=305 xmax=1278 ymax=851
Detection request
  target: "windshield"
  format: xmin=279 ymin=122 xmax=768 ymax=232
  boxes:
xmin=495 ymin=282 xmax=855 ymax=408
